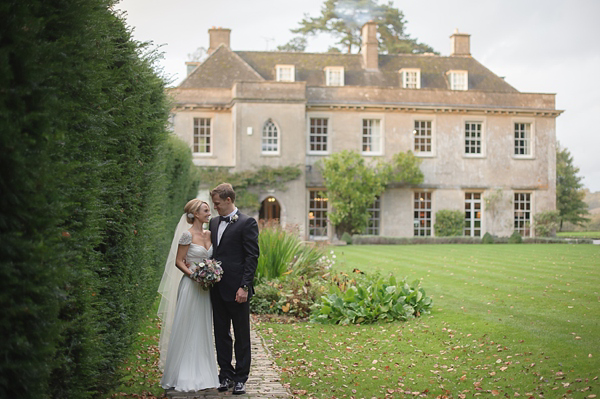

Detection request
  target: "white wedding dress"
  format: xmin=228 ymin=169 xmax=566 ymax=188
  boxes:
xmin=160 ymin=232 xmax=219 ymax=391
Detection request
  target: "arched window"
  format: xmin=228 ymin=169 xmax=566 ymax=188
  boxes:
xmin=261 ymin=119 xmax=279 ymax=154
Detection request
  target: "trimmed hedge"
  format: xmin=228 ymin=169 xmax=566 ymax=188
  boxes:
xmin=0 ymin=2 xmax=199 ymax=398
xmin=352 ymin=235 xmax=593 ymax=245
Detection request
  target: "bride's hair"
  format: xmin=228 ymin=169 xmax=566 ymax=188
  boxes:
xmin=184 ymin=199 xmax=209 ymax=224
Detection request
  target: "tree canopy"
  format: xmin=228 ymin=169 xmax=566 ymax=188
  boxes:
xmin=556 ymin=143 xmax=590 ymax=230
xmin=321 ymin=150 xmax=423 ymax=236
xmin=280 ymin=0 xmax=436 ymax=54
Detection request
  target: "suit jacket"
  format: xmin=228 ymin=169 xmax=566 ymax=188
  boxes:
xmin=210 ymin=211 xmax=259 ymax=302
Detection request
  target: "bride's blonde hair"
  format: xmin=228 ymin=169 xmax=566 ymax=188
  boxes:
xmin=184 ymin=199 xmax=209 ymax=224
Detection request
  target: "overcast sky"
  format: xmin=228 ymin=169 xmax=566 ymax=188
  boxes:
xmin=115 ymin=0 xmax=600 ymax=192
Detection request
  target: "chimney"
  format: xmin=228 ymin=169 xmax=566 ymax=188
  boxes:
xmin=450 ymin=29 xmax=470 ymax=56
xmin=208 ymin=27 xmax=231 ymax=54
xmin=361 ymin=21 xmax=378 ymax=70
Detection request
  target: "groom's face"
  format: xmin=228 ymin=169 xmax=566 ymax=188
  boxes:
xmin=211 ymin=194 xmax=233 ymax=216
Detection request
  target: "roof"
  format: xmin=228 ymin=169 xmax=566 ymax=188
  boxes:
xmin=180 ymin=45 xmax=518 ymax=93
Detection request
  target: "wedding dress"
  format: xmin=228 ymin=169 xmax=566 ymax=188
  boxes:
xmin=160 ymin=231 xmax=219 ymax=391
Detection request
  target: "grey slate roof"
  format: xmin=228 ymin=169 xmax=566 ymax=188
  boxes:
xmin=180 ymin=45 xmax=517 ymax=93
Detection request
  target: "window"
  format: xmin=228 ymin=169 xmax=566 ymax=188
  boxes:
xmin=448 ymin=70 xmax=468 ymax=91
xmin=362 ymin=119 xmax=381 ymax=154
xmin=261 ymin=119 xmax=279 ymax=154
xmin=193 ymin=117 xmax=211 ymax=154
xmin=309 ymin=118 xmax=328 ymax=153
xmin=464 ymin=192 xmax=482 ymax=237
xmin=514 ymin=122 xmax=532 ymax=156
xmin=400 ymin=68 xmax=421 ymax=89
xmin=414 ymin=192 xmax=432 ymax=236
xmin=309 ymin=190 xmax=328 ymax=240
xmin=465 ymin=121 xmax=482 ymax=155
xmin=325 ymin=67 xmax=344 ymax=86
xmin=514 ymin=193 xmax=531 ymax=237
xmin=413 ymin=120 xmax=433 ymax=154
xmin=366 ymin=197 xmax=381 ymax=235
xmin=276 ymin=65 xmax=295 ymax=82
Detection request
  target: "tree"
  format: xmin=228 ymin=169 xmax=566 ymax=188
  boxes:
xmin=321 ymin=150 xmax=423 ymax=236
xmin=281 ymin=0 xmax=436 ymax=54
xmin=556 ymin=143 xmax=590 ymax=230
xmin=276 ymin=37 xmax=307 ymax=52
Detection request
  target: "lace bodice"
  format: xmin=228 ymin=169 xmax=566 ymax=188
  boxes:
xmin=179 ymin=231 xmax=212 ymax=263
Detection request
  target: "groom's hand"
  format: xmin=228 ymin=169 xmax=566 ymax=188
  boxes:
xmin=235 ymin=288 xmax=248 ymax=303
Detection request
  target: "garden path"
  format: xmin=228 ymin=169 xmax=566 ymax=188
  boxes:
xmin=166 ymin=321 xmax=290 ymax=399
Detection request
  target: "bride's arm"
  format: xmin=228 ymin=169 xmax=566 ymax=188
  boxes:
xmin=175 ymin=245 xmax=192 ymax=277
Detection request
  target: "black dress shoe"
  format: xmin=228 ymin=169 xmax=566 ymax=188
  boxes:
xmin=218 ymin=378 xmax=234 ymax=392
xmin=233 ymin=382 xmax=246 ymax=395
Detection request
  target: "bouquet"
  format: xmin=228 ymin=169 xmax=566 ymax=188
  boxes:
xmin=190 ymin=259 xmax=223 ymax=290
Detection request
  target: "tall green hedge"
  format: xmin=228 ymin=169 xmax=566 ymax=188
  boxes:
xmin=0 ymin=1 xmax=199 ymax=398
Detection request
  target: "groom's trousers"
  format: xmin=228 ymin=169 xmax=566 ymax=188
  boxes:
xmin=212 ymin=292 xmax=251 ymax=383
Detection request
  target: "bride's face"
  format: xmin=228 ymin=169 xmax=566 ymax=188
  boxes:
xmin=195 ymin=203 xmax=211 ymax=223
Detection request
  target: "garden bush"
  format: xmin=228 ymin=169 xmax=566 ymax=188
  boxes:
xmin=251 ymin=276 xmax=328 ymax=318
xmin=310 ymin=273 xmax=433 ymax=325
xmin=434 ymin=209 xmax=464 ymax=236
xmin=341 ymin=231 xmax=353 ymax=245
xmin=534 ymin=210 xmax=560 ymax=237
xmin=509 ymin=231 xmax=523 ymax=243
xmin=482 ymin=232 xmax=495 ymax=244
xmin=0 ymin=2 xmax=198 ymax=398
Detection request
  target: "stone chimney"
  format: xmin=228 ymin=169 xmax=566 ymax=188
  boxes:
xmin=208 ymin=27 xmax=231 ymax=54
xmin=450 ymin=29 xmax=470 ymax=56
xmin=361 ymin=21 xmax=378 ymax=70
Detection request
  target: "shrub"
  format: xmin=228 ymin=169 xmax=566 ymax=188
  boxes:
xmin=534 ymin=210 xmax=560 ymax=237
xmin=482 ymin=232 xmax=495 ymax=244
xmin=434 ymin=210 xmax=464 ymax=236
xmin=509 ymin=231 xmax=523 ymax=243
xmin=256 ymin=222 xmax=332 ymax=283
xmin=341 ymin=232 xmax=353 ymax=245
xmin=251 ymin=276 xmax=328 ymax=318
xmin=310 ymin=273 xmax=433 ymax=325
xmin=352 ymin=235 xmax=481 ymax=245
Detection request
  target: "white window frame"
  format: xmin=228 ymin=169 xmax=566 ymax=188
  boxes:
xmin=307 ymin=114 xmax=331 ymax=155
xmin=324 ymin=66 xmax=344 ymax=86
xmin=308 ymin=189 xmax=329 ymax=241
xmin=366 ymin=196 xmax=382 ymax=235
xmin=193 ymin=117 xmax=212 ymax=155
xmin=261 ymin=118 xmax=280 ymax=155
xmin=512 ymin=119 xmax=535 ymax=159
xmin=514 ymin=191 xmax=533 ymax=237
xmin=361 ymin=117 xmax=384 ymax=155
xmin=463 ymin=118 xmax=486 ymax=158
xmin=447 ymin=70 xmax=468 ymax=91
xmin=400 ymin=68 xmax=421 ymax=89
xmin=464 ymin=192 xmax=483 ymax=237
xmin=412 ymin=117 xmax=435 ymax=157
xmin=276 ymin=64 xmax=295 ymax=82
xmin=413 ymin=191 xmax=433 ymax=237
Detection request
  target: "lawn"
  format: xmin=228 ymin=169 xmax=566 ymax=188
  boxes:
xmin=256 ymin=244 xmax=600 ymax=399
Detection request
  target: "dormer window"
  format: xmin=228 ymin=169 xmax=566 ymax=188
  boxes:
xmin=400 ymin=68 xmax=421 ymax=89
xmin=447 ymin=70 xmax=468 ymax=91
xmin=325 ymin=67 xmax=344 ymax=86
xmin=276 ymin=65 xmax=295 ymax=82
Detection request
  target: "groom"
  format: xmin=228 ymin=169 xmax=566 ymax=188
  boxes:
xmin=209 ymin=183 xmax=259 ymax=395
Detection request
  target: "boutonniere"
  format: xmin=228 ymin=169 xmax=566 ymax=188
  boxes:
xmin=231 ymin=214 xmax=239 ymax=224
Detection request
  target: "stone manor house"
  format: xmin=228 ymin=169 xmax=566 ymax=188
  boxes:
xmin=168 ymin=22 xmax=561 ymax=240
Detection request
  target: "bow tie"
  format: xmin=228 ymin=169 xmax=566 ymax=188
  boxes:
xmin=219 ymin=216 xmax=231 ymax=223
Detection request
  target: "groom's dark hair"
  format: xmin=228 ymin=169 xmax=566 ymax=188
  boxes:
xmin=210 ymin=183 xmax=236 ymax=203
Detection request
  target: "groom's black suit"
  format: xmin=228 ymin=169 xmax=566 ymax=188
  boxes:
xmin=210 ymin=210 xmax=259 ymax=384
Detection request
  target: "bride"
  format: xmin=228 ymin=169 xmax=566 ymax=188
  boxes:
xmin=157 ymin=199 xmax=219 ymax=391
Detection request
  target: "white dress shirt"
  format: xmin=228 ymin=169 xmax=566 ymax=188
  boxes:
xmin=217 ymin=208 xmax=238 ymax=246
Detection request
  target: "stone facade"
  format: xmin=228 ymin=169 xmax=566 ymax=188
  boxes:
xmin=169 ymin=23 xmax=561 ymax=240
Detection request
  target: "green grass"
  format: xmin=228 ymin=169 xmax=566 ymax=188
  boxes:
xmin=557 ymin=231 xmax=600 ymax=239
xmin=105 ymin=298 xmax=163 ymax=398
xmin=256 ymin=244 xmax=600 ymax=398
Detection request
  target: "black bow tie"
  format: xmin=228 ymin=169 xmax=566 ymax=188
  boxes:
xmin=220 ymin=216 xmax=231 ymax=223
